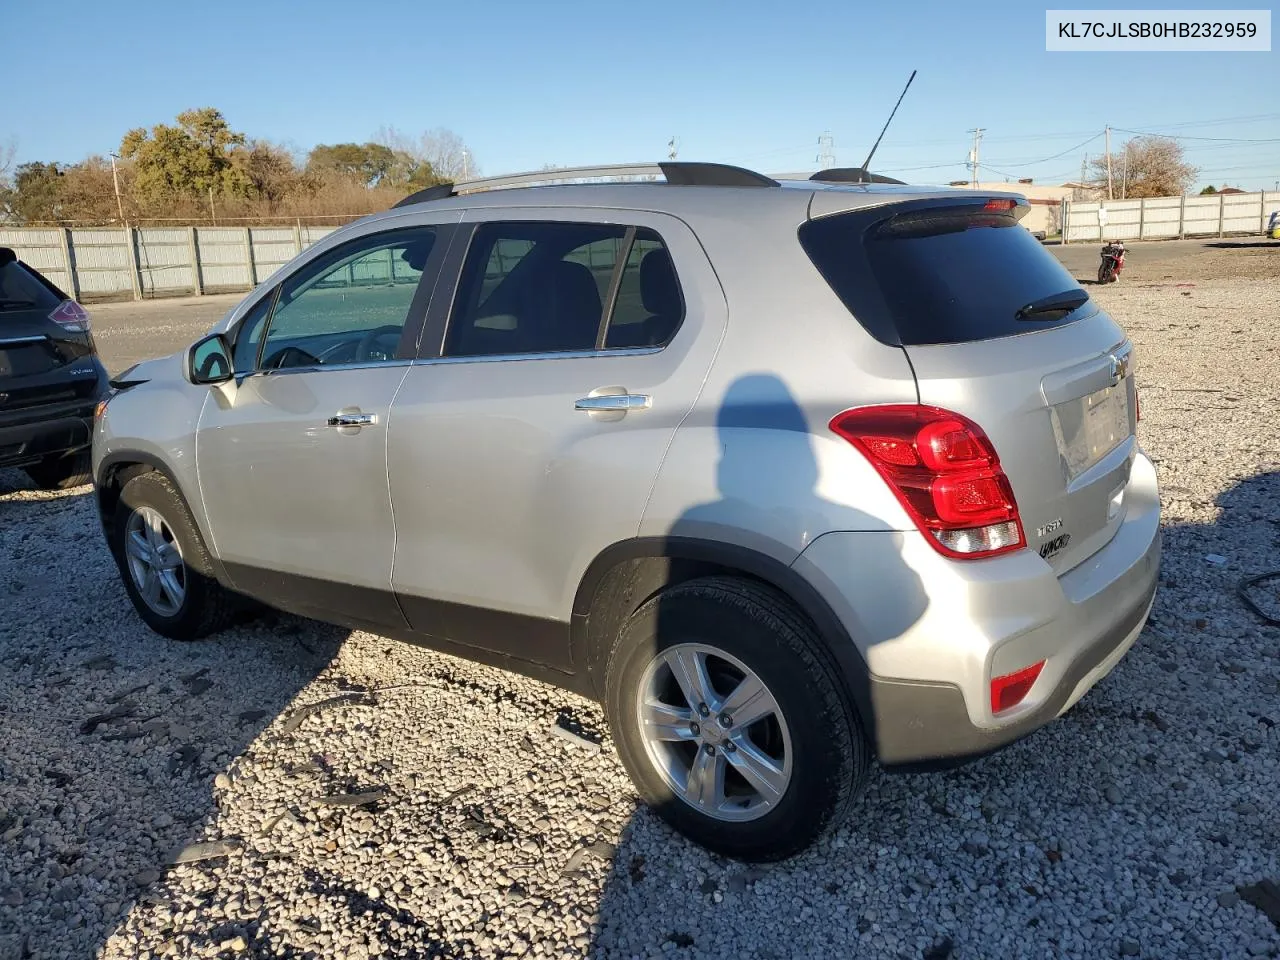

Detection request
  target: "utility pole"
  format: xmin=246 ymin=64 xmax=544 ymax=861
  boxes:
xmin=1105 ymin=125 xmax=1113 ymax=200
xmin=208 ymin=185 xmax=216 ymax=225
xmin=1121 ymin=142 xmax=1129 ymax=199
xmin=816 ymin=130 xmax=835 ymax=169
xmin=462 ymin=150 xmax=470 ymax=179
xmin=667 ymin=136 xmax=679 ymax=161
xmin=109 ymin=152 xmax=125 ymax=223
xmin=1080 ymin=153 xmax=1088 ymax=197
xmin=967 ymin=128 xmax=985 ymax=188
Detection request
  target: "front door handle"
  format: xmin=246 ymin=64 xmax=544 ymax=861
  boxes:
xmin=327 ymin=412 xmax=377 ymax=427
xmin=574 ymin=394 xmax=652 ymax=413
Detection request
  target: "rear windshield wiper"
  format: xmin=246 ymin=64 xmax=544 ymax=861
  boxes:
xmin=1015 ymin=290 xmax=1088 ymax=321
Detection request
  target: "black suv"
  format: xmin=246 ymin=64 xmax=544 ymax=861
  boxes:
xmin=0 ymin=247 xmax=108 ymax=489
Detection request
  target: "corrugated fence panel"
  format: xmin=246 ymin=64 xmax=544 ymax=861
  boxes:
xmin=301 ymin=226 xmax=337 ymax=247
xmin=195 ymin=228 xmax=252 ymax=291
xmin=0 ymin=228 xmax=74 ymax=294
xmin=136 ymin=228 xmax=196 ymax=295
xmin=250 ymin=228 xmax=298 ymax=280
xmin=1141 ymin=197 xmax=1182 ymax=239
xmin=1182 ymin=195 xmax=1222 ymax=236
xmin=1065 ymin=201 xmax=1100 ymax=242
xmin=1101 ymin=200 xmax=1142 ymax=242
xmin=1065 ymin=191 xmax=1271 ymax=242
xmin=1223 ymin=195 xmax=1263 ymax=235
xmin=69 ymin=229 xmax=135 ymax=296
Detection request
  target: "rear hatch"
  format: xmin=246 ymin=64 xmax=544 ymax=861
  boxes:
xmin=0 ymin=249 xmax=99 ymax=414
xmin=801 ymin=197 xmax=1138 ymax=574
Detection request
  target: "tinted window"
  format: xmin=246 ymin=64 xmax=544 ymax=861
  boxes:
xmin=231 ymin=293 xmax=275 ymax=373
xmin=799 ymin=203 xmax=1092 ymax=346
xmin=605 ymin=232 xmax=683 ymax=348
xmin=256 ymin=228 xmax=435 ymax=369
xmin=0 ymin=260 xmax=61 ymax=314
xmin=446 ymin=222 xmax=620 ymax=357
xmin=445 ymin=223 xmax=683 ymax=357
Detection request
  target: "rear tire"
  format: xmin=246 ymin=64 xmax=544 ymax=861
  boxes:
xmin=108 ymin=471 xmax=238 ymax=641
xmin=25 ymin=450 xmax=92 ymax=490
xmin=605 ymin=576 xmax=869 ymax=861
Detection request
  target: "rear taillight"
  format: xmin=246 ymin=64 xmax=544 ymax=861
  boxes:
xmin=990 ymin=660 xmax=1044 ymax=714
xmin=829 ymin=405 xmax=1025 ymax=559
xmin=49 ymin=299 xmax=91 ymax=332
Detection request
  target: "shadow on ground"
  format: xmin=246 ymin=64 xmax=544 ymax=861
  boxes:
xmin=0 ymin=470 xmax=348 ymax=959
xmin=0 ymin=418 xmax=1277 ymax=957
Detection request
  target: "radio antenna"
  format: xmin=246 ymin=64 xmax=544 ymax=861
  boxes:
xmin=859 ymin=69 xmax=917 ymax=181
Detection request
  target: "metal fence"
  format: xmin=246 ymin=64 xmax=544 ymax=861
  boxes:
xmin=1063 ymin=190 xmax=1280 ymax=243
xmin=0 ymin=224 xmax=339 ymax=301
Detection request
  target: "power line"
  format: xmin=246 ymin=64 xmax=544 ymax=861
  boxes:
xmin=1113 ymin=127 xmax=1280 ymax=143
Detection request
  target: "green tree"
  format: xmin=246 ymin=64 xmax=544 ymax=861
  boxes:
xmin=305 ymin=142 xmax=432 ymax=188
xmin=10 ymin=162 xmax=64 ymax=222
xmin=120 ymin=108 xmax=247 ymax=209
xmin=1199 ymin=185 xmax=1218 ymax=195
xmin=233 ymin=140 xmax=299 ymax=209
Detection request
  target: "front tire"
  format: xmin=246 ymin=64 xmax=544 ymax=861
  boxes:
xmin=109 ymin=471 xmax=237 ymax=640
xmin=1098 ymin=262 xmax=1115 ymax=284
xmin=25 ymin=450 xmax=92 ymax=490
xmin=605 ymin=576 xmax=869 ymax=861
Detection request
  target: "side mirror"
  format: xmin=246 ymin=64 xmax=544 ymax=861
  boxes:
xmin=187 ymin=333 xmax=234 ymax=385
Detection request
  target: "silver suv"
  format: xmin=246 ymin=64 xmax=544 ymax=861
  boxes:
xmin=93 ymin=162 xmax=1161 ymax=861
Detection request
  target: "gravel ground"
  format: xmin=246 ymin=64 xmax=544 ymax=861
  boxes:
xmin=2 ymin=248 xmax=1279 ymax=959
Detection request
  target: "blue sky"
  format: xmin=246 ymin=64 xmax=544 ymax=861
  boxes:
xmin=6 ymin=0 xmax=1278 ymax=189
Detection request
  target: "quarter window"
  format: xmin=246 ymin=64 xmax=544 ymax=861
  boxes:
xmin=444 ymin=222 xmax=683 ymax=358
xmin=252 ymin=227 xmax=436 ymax=370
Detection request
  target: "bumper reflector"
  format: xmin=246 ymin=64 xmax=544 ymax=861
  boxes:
xmin=991 ymin=660 xmax=1045 ymax=714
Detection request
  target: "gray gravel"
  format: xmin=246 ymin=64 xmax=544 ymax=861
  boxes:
xmin=2 ymin=267 xmax=1278 ymax=959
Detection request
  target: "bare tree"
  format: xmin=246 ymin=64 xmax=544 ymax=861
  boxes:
xmin=1089 ymin=136 xmax=1198 ymax=199
xmin=0 ymin=138 xmax=16 ymax=222
xmin=375 ymin=125 xmax=477 ymax=180
xmin=0 ymin=137 xmax=15 ymax=179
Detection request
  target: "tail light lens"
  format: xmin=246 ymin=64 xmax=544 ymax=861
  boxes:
xmin=49 ymin=299 xmax=91 ymax=332
xmin=991 ymin=660 xmax=1045 ymax=714
xmin=829 ymin=405 xmax=1025 ymax=559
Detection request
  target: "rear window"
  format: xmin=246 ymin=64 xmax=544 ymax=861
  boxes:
xmin=0 ymin=259 xmax=63 ymax=314
xmin=799 ymin=201 xmax=1094 ymax=346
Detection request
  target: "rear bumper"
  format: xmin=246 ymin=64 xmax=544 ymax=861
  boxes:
xmin=0 ymin=411 xmax=96 ymax=467
xmin=793 ymin=449 xmax=1162 ymax=766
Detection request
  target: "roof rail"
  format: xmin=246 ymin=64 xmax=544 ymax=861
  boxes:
xmin=392 ymin=183 xmax=458 ymax=208
xmin=658 ymin=162 xmax=779 ymax=187
xmin=810 ymin=167 xmax=906 ymax=185
xmin=389 ymin=161 xmax=781 ymax=208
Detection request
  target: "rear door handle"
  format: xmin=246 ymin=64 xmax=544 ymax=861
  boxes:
xmin=574 ymin=394 xmax=652 ymax=412
xmin=327 ymin=412 xmax=377 ymax=427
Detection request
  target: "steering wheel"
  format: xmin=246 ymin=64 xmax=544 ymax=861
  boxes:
xmin=262 ymin=345 xmax=322 ymax=369
xmin=353 ymin=325 xmax=404 ymax=362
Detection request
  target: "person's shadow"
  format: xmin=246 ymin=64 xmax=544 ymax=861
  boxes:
xmin=591 ymin=372 xmax=931 ymax=957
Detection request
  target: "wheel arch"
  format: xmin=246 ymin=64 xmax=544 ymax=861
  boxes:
xmin=570 ymin=536 xmax=875 ymax=740
xmin=95 ymin=452 xmax=226 ymax=581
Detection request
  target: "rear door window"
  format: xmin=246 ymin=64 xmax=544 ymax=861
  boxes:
xmin=799 ymin=201 xmax=1094 ymax=346
xmin=445 ymin=223 xmax=684 ymax=357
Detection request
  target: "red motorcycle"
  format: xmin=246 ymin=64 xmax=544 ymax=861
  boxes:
xmin=1098 ymin=240 xmax=1126 ymax=284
